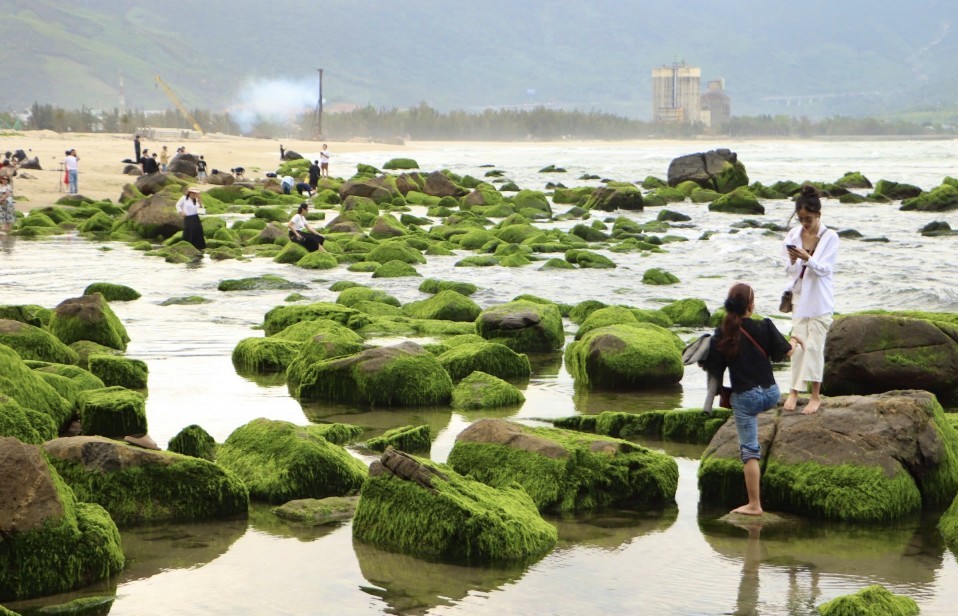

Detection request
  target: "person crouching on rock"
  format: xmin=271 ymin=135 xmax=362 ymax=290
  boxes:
xmin=175 ymin=187 xmax=206 ymax=251
xmin=701 ymin=282 xmax=801 ymax=516
xmin=287 ymin=202 xmax=325 ymax=252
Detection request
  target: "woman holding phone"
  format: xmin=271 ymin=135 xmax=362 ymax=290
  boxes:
xmin=175 ymin=187 xmax=206 ymax=251
xmin=782 ymin=184 xmax=839 ymax=414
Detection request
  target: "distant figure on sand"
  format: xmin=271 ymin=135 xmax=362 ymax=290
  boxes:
xmin=782 ymin=184 xmax=839 ymax=415
xmin=287 ymin=202 xmax=325 ymax=252
xmin=196 ymin=156 xmax=208 ymax=182
xmin=702 ymin=282 xmax=800 ymax=516
xmin=279 ymin=144 xmax=285 ymax=160
xmin=0 ymin=175 xmax=16 ymax=233
xmin=64 ymin=149 xmax=79 ymax=194
xmin=134 ymin=135 xmax=141 ymax=162
xmin=160 ymin=146 xmax=169 ymax=172
xmin=320 ymin=144 xmax=330 ymax=178
xmin=140 ymin=150 xmax=159 ymax=174
xmin=175 ymin=187 xmax=206 ymax=251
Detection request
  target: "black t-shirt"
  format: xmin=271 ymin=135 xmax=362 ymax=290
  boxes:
xmin=197 ymin=160 xmax=207 ymax=172
xmin=701 ymin=318 xmax=791 ymax=393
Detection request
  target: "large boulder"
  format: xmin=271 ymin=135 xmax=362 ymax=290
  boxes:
xmin=77 ymin=386 xmax=147 ymax=438
xmin=667 ymin=149 xmax=748 ymax=193
xmin=290 ymin=341 xmax=453 ymax=407
xmin=708 ymin=187 xmax=764 ymax=214
xmin=121 ymin=191 xmax=183 ymax=239
xmin=450 ymin=371 xmax=526 ymax=410
xmin=402 ymin=290 xmax=482 ymax=322
xmin=474 ymin=300 xmax=564 ymax=352
xmin=0 ymin=319 xmax=79 ymax=364
xmin=134 ymin=172 xmax=186 ymax=196
xmin=167 ymin=154 xmax=198 ymax=177
xmin=216 ymin=418 xmax=367 ymax=504
xmin=44 ymin=436 xmax=249 ymax=526
xmin=422 ymin=171 xmax=467 ymax=198
xmin=206 ymin=171 xmax=235 ymax=186
xmin=0 ymin=437 xmax=124 ymax=601
xmin=436 ymin=342 xmax=531 ymax=382
xmin=699 ymin=391 xmax=958 ymax=521
xmin=48 ymin=293 xmax=130 ymax=351
xmin=0 ymin=344 xmax=72 ymax=431
xmin=823 ymin=314 xmax=958 ymax=402
xmin=0 ymin=394 xmax=58 ymax=444
xmin=582 ymin=185 xmax=644 ymax=211
xmin=447 ymin=418 xmax=678 ymax=513
xmin=565 ymin=323 xmax=684 ymax=389
xmin=352 ymin=448 xmax=557 ymax=563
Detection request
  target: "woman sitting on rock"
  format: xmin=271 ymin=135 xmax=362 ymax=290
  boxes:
xmin=701 ymin=282 xmax=801 ymax=515
xmin=287 ymin=202 xmax=325 ymax=252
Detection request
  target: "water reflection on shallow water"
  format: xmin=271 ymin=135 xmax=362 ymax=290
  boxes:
xmin=3 ymin=140 xmax=958 ymax=615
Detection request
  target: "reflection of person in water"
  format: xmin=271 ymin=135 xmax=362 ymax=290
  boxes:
xmin=734 ymin=524 xmax=763 ymax=616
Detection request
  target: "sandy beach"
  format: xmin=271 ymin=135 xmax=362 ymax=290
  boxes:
xmin=0 ymin=131 xmax=389 ymax=213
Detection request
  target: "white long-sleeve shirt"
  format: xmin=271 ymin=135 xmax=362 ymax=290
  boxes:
xmin=783 ymin=223 xmax=838 ymax=318
xmin=175 ymin=195 xmax=201 ymax=216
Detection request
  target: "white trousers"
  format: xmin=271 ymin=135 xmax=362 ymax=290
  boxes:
xmin=790 ymin=310 xmax=833 ymax=391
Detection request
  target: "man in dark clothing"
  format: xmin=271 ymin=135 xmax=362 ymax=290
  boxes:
xmin=141 ymin=153 xmax=159 ymax=174
xmin=308 ymin=160 xmax=321 ymax=188
xmin=134 ymin=135 xmax=141 ymax=162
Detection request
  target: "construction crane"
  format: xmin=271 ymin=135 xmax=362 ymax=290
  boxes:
xmin=153 ymin=75 xmax=204 ymax=135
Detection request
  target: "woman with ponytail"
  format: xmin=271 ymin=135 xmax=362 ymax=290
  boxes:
xmin=702 ymin=283 xmax=800 ymax=515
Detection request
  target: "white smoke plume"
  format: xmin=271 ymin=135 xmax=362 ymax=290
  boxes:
xmin=230 ymin=77 xmax=318 ymax=133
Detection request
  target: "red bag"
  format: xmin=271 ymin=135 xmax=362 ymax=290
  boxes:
xmin=63 ymin=171 xmax=69 ymax=185
xmin=719 ymin=386 xmax=733 ymax=409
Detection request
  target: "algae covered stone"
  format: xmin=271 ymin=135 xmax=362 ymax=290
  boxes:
xmin=0 ymin=318 xmax=79 ymax=364
xmin=232 ymin=337 xmax=302 ymax=373
xmin=0 ymin=394 xmax=58 ymax=444
xmin=817 ymin=584 xmax=919 ymax=616
xmin=48 ymin=293 xmax=130 ymax=351
xmin=217 ymin=418 xmax=367 ymax=504
xmin=475 ymin=300 xmax=564 ymax=352
xmin=402 ymin=290 xmax=482 ymax=322
xmin=353 ymin=448 xmax=557 ymax=564
xmin=447 ymin=419 xmax=678 ymax=513
xmin=0 ymin=343 xmax=73 ymax=431
xmin=565 ymin=323 xmax=684 ymax=389
xmin=87 ymin=354 xmax=149 ymax=389
xmin=168 ymin=424 xmax=217 ymax=461
xmin=365 ymin=425 xmax=431 ymax=453
xmin=661 ymin=297 xmax=710 ymax=327
xmin=451 ymin=371 xmax=526 ymax=410
xmin=83 ymin=282 xmax=141 ymax=302
xmin=437 ymin=342 xmax=531 ymax=382
xmin=45 ymin=436 xmax=249 ymax=526
xmin=0 ymin=437 xmax=124 ymax=601
xmin=78 ymin=386 xmax=147 ymax=438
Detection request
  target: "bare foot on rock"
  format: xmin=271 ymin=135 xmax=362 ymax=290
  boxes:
xmin=802 ymin=398 xmax=821 ymax=415
xmin=731 ymin=504 xmax=763 ymax=516
xmin=783 ymin=392 xmax=798 ymax=412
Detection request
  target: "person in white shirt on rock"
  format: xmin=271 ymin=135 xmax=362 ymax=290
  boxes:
xmin=175 ymin=187 xmax=206 ymax=252
xmin=287 ymin=202 xmax=325 ymax=252
xmin=782 ymin=184 xmax=839 ymax=415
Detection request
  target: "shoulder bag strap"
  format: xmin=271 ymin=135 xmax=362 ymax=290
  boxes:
xmin=740 ymin=326 xmax=768 ymax=359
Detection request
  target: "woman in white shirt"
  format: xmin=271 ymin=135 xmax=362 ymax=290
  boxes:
xmin=175 ymin=187 xmax=206 ymax=251
xmin=782 ymin=184 xmax=839 ymax=414
xmin=287 ymin=202 xmax=325 ymax=252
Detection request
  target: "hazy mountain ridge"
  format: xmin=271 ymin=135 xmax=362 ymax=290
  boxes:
xmin=2 ymin=0 xmax=955 ymax=120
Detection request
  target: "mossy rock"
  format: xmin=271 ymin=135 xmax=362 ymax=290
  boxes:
xmin=455 ymin=255 xmax=499 ymax=267
xmin=232 ymin=337 xmax=302 ymax=373
xmin=291 ymin=341 xmax=453 ymax=407
xmin=556 ymin=409 xmax=731 ymax=444
xmin=382 ymin=158 xmax=420 ymax=170
xmin=564 ymin=249 xmax=616 ymax=269
xmin=0 ymin=438 xmax=124 ymax=601
xmin=348 ymin=261 xmax=380 ymax=273
xmin=0 ymin=395 xmax=58 ymax=444
xmin=336 ymin=286 xmax=401 ymax=309
xmin=661 ymin=298 xmax=710 ymax=327
xmin=353 ymin=448 xmax=557 ymax=564
xmin=834 ymin=171 xmax=873 ymax=190
xmin=630 ymin=308 xmax=673 ymax=328
xmin=565 ymin=323 xmax=684 ymax=389
xmin=0 ymin=304 xmax=53 ymax=328
xmin=273 ymin=241 xmax=310 ymax=264
xmin=475 ymin=300 xmax=564 ymax=352
xmin=418 ymin=278 xmax=479 ymax=296
xmin=168 ymin=424 xmax=217 ymax=461
xmin=447 ymin=419 xmax=678 ymax=513
xmin=365 ymin=425 xmax=431 ymax=453
xmin=373 ymin=260 xmax=421 ymax=278
xmin=582 ymin=185 xmax=644 ymax=211
xmin=48 ymin=293 xmax=130 ymax=351
xmin=402 ymin=290 xmax=482 ymax=322
xmin=574 ymin=305 xmax=641 ymax=340
xmin=538 ymin=258 xmax=575 ymax=270
xmin=869 ymin=179 xmax=923 ymax=201
xmin=82 ymin=283 xmax=141 ymax=302
xmin=436 ymin=342 xmax=531 ymax=382
xmin=0 ymin=319 xmax=79 ymax=364
xmin=0 ymin=344 xmax=73 ymax=431
xmin=295 ymin=251 xmax=339 ymax=269
xmin=45 ymin=436 xmax=249 ymax=526
xmin=900 ymin=183 xmax=958 ymax=212
xmin=708 ymin=187 xmax=764 ymax=214
xmin=451 ymin=371 xmax=526 ymax=410
xmin=262 ymin=302 xmax=370 ymax=336
xmin=817 ymin=584 xmax=919 ymax=616
xmin=77 ymin=386 xmax=147 ymax=438
xmin=87 ymin=354 xmax=148 ymax=389
xmin=271 ymin=496 xmax=359 ymax=526
xmin=159 ymin=295 xmax=212 ymax=306
xmin=217 ymin=418 xmax=367 ymax=504
xmin=366 ymin=241 xmax=426 ymax=265
xmin=642 ymin=268 xmax=680 ymax=285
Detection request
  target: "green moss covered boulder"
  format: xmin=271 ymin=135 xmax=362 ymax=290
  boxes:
xmin=217 ymin=418 xmax=367 ymax=504
xmin=353 ymin=448 xmax=557 ymax=564
xmin=817 ymin=584 xmax=919 ymax=616
xmin=0 ymin=319 xmax=79 ymax=364
xmin=168 ymin=424 xmax=217 ymax=461
xmin=87 ymin=354 xmax=148 ymax=389
xmin=554 ymin=408 xmax=731 ymax=444
xmin=48 ymin=293 xmax=130 ymax=351
xmin=262 ymin=302 xmax=370 ymax=336
xmin=436 ymin=342 xmax=531 ymax=382
xmin=383 ymin=158 xmax=420 ymax=170
xmin=77 ymin=386 xmax=147 ymax=438
xmin=373 ymin=259 xmax=421 ymax=278
xmin=419 ymin=278 xmax=479 ymax=296
xmin=661 ymin=297 xmax=710 ymax=327
xmin=565 ymin=323 xmax=684 ymax=389
xmin=900 ymin=183 xmax=958 ymax=212
xmin=0 ymin=394 xmax=58 ymax=444
xmin=448 ymin=419 xmax=678 ymax=513
xmin=218 ymin=274 xmax=307 ymax=292
xmin=0 ymin=437 xmax=124 ymax=601
xmin=0 ymin=304 xmax=53 ymax=328
xmin=82 ymin=282 xmax=141 ymax=302
xmin=232 ymin=337 xmax=302 ymax=373
xmin=708 ymin=187 xmax=764 ymax=214
xmin=475 ymin=300 xmax=564 ymax=352
xmin=365 ymin=425 xmax=431 ymax=453
xmin=291 ymin=341 xmax=453 ymax=407
xmin=402 ymin=290 xmax=482 ymax=322
xmin=451 ymin=371 xmax=526 ymax=410
xmin=700 ymin=391 xmax=958 ymax=522
xmin=45 ymin=435 xmax=248 ymax=526
xmin=0 ymin=344 xmax=73 ymax=431
xmin=582 ymin=185 xmax=644 ymax=211
xmin=642 ymin=268 xmax=680 ymax=285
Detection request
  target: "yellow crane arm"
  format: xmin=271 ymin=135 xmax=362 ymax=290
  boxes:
xmin=153 ymin=75 xmax=204 ymax=134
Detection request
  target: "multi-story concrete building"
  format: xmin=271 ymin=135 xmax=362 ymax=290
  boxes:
xmin=652 ymin=63 xmax=730 ymax=128
xmin=700 ymin=79 xmax=731 ymax=129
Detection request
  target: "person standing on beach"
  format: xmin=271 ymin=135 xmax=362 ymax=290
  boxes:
xmin=701 ymin=282 xmax=800 ymax=515
xmin=0 ymin=175 xmax=16 ymax=234
xmin=320 ymin=144 xmax=330 ymax=178
xmin=196 ymin=155 xmax=208 ymax=182
xmin=782 ymin=184 xmax=839 ymax=415
xmin=175 ymin=187 xmax=206 ymax=251
xmin=160 ymin=146 xmax=170 ymax=172
xmin=64 ymin=149 xmax=79 ymax=194
xmin=134 ymin=135 xmax=141 ymax=162
xmin=308 ymin=159 xmax=320 ymax=188
xmin=279 ymin=144 xmax=285 ymax=160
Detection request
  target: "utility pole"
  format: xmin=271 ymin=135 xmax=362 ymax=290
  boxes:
xmin=317 ymin=68 xmax=324 ymax=139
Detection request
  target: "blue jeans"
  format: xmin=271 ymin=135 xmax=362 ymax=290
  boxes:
xmin=732 ymin=384 xmax=780 ymax=462
xmin=68 ymin=169 xmax=78 ymax=194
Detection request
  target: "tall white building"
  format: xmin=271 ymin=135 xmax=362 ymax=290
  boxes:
xmin=652 ymin=62 xmax=701 ymax=124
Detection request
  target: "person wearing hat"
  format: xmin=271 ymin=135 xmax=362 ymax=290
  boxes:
xmin=175 ymin=187 xmax=206 ymax=251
